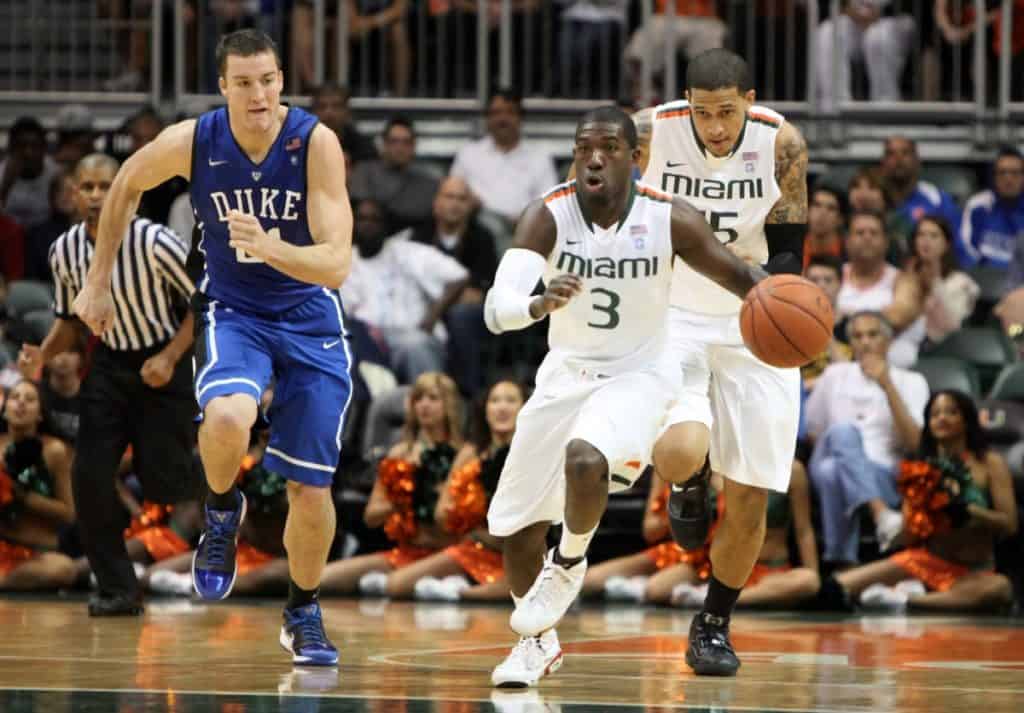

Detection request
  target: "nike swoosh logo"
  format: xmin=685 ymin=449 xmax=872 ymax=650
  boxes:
xmin=208 ymin=159 xmax=228 ymax=167
xmin=322 ymin=339 xmax=340 ymax=349
xmin=566 ymin=239 xmax=582 ymax=246
xmin=666 ymin=161 xmax=686 ymax=168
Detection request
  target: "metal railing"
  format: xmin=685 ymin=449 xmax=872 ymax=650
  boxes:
xmin=0 ymin=0 xmax=1021 ymax=148
xmin=0 ymin=0 xmax=160 ymax=109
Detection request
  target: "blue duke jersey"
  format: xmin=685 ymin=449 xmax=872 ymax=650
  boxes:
xmin=189 ymin=106 xmax=352 ymax=488
xmin=190 ymin=106 xmax=320 ymax=315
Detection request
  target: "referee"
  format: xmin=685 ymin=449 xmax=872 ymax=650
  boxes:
xmin=19 ymin=153 xmax=198 ymax=616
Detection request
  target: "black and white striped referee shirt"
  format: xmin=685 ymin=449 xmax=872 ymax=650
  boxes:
xmin=49 ymin=217 xmax=195 ymax=351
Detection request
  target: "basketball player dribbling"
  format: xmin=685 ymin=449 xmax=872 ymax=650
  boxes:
xmin=637 ymin=48 xmax=810 ymax=676
xmin=484 ymin=106 xmax=769 ymax=687
xmin=73 ymin=29 xmax=354 ymax=666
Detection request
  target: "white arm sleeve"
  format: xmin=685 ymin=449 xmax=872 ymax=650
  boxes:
xmin=484 ymin=248 xmax=548 ymax=334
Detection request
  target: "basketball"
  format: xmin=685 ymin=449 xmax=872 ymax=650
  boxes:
xmin=740 ymin=275 xmax=835 ymax=368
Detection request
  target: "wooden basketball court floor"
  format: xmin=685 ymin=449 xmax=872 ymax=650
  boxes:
xmin=0 ymin=597 xmax=1021 ymax=713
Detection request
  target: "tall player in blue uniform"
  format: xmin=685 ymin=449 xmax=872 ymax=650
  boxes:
xmin=72 ymin=30 xmax=353 ymax=666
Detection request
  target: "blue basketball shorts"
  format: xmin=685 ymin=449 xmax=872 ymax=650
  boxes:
xmin=192 ymin=288 xmax=353 ymax=487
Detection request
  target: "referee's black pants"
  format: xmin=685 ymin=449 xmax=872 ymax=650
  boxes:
xmin=72 ymin=343 xmax=199 ymax=598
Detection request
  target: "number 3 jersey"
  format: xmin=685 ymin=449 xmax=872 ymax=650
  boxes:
xmin=542 ymin=180 xmax=675 ymax=362
xmin=643 ymin=100 xmax=783 ymax=316
xmin=190 ymin=106 xmax=321 ymax=315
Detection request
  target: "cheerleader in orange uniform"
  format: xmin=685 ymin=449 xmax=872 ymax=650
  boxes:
xmin=382 ymin=379 xmax=526 ymax=601
xmin=146 ymin=441 xmax=291 ymax=596
xmin=580 ymin=471 xmax=720 ymax=602
xmin=145 ymin=389 xmax=298 ymax=597
xmin=657 ymin=461 xmax=820 ymax=608
xmin=320 ymin=372 xmax=464 ymax=596
xmin=832 ymin=390 xmax=1017 ymax=612
xmin=0 ymin=381 xmax=77 ymax=590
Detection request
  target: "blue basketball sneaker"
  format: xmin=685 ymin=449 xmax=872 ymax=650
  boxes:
xmin=191 ymin=491 xmax=247 ymax=600
xmin=280 ymin=602 xmax=339 ymax=666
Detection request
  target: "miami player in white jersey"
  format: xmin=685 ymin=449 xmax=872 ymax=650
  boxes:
xmin=635 ymin=48 xmax=810 ymax=676
xmin=483 ymin=106 xmax=768 ymax=688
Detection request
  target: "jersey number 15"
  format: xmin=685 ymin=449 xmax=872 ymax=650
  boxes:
xmin=705 ymin=211 xmax=738 ymax=244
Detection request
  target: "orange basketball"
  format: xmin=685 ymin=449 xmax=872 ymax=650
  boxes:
xmin=739 ymin=275 xmax=835 ymax=368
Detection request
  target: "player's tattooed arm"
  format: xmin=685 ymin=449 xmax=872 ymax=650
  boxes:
xmin=766 ymin=122 xmax=808 ymax=225
xmin=670 ymin=197 xmax=768 ymax=299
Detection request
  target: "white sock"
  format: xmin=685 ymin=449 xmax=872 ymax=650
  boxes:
xmin=511 ymin=593 xmax=522 ymax=608
xmin=558 ymin=524 xmax=598 ymax=560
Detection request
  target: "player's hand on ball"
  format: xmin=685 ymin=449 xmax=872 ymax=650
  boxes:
xmin=537 ymin=274 xmax=583 ymax=316
xmin=73 ymin=281 xmax=116 ymax=336
xmin=228 ymin=210 xmax=272 ymax=262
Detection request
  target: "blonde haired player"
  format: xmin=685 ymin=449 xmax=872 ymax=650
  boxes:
xmin=484 ymin=106 xmax=768 ymax=688
xmin=635 ymin=48 xmax=810 ymax=676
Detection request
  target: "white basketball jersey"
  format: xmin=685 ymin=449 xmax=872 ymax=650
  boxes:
xmin=543 ymin=180 xmax=675 ymax=362
xmin=643 ymin=100 xmax=784 ymax=316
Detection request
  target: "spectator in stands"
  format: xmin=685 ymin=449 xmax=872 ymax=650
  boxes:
xmin=663 ymin=462 xmax=820 ymax=610
xmin=960 ymin=147 xmax=1024 ymax=270
xmin=905 ymin=216 xmax=979 ymax=349
xmin=0 ymin=206 xmax=25 ymax=287
xmin=291 ymin=1 xmax=410 ymax=95
xmin=349 ymin=0 xmax=411 ymax=96
xmin=931 ymin=0 xmax=1024 ymax=102
xmin=557 ymin=0 xmax=629 ymax=98
xmin=847 ymin=166 xmax=913 ymax=264
xmin=828 ymin=390 xmax=1017 ymax=612
xmin=341 ymin=199 xmax=469 ymax=384
xmin=805 ymin=186 xmax=846 ymax=270
xmin=411 ymin=177 xmax=498 ymax=397
xmin=838 ymin=210 xmax=923 ymax=367
xmin=0 ymin=117 xmax=60 ymax=232
xmin=803 ymin=256 xmax=852 ymax=390
xmin=450 ymin=88 xmax=557 ymax=228
xmin=125 ymin=108 xmax=187 ymax=225
xmin=40 ymin=346 xmax=85 ymax=446
xmin=320 ymin=372 xmax=462 ymax=596
xmin=53 ymin=104 xmax=96 ymax=170
xmin=310 ymin=84 xmax=378 ymax=163
xmin=836 ymin=210 xmax=900 ymax=318
xmin=998 ymin=233 xmax=1024 ymax=332
xmin=0 ymin=379 xmax=77 ymax=591
xmin=623 ymin=0 xmax=726 ymax=101
xmin=805 ymin=310 xmax=930 ymax=566
xmin=24 ymin=171 xmax=76 ymax=285
xmin=350 ymin=117 xmax=439 ymax=233
xmin=815 ymin=1 xmax=916 ymax=111
xmin=879 ymin=136 xmax=962 ymax=250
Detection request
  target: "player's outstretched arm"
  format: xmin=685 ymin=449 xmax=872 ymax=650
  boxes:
xmin=75 ymin=120 xmax=195 ymax=335
xmin=763 ymin=121 xmax=809 ymax=275
xmin=670 ymin=197 xmax=768 ymax=299
xmin=229 ymin=124 xmax=353 ymax=289
xmin=484 ymin=198 xmax=579 ymax=334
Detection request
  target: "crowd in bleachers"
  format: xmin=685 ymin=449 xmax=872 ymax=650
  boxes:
xmin=91 ymin=1 xmax=1024 ymax=105
xmin=0 ymin=52 xmax=1023 ymax=614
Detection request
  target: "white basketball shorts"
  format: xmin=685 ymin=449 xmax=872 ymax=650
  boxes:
xmin=487 ymin=347 xmax=679 ymax=537
xmin=663 ymin=307 xmax=800 ymax=493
